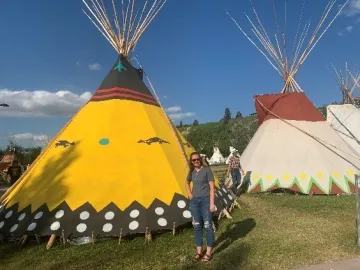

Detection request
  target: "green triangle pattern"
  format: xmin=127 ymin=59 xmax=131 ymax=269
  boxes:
xmin=248 ymin=173 xmax=357 ymax=194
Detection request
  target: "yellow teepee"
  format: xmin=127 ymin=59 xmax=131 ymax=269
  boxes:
xmin=0 ymin=0 xmax=233 ymax=239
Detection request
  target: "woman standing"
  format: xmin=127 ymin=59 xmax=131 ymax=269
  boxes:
xmin=185 ymin=152 xmax=215 ymax=263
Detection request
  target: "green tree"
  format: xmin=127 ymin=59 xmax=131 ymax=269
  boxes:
xmin=193 ymin=119 xmax=199 ymax=126
xmin=224 ymin=108 xmax=231 ymax=124
xmin=235 ymin=111 xmax=243 ymax=119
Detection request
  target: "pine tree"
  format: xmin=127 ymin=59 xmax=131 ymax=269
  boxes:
xmin=224 ymin=108 xmax=231 ymax=124
xmin=235 ymin=111 xmax=243 ymax=119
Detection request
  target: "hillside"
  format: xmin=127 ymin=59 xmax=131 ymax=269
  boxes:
xmin=179 ymin=106 xmax=327 ymax=158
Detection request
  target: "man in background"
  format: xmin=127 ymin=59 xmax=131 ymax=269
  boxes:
xmin=226 ymin=150 xmax=244 ymax=195
xmin=7 ymin=160 xmax=22 ymax=186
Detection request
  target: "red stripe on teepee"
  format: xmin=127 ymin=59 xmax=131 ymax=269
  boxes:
xmin=91 ymin=92 xmax=159 ymax=105
xmin=95 ymin=87 xmax=155 ymax=99
xmin=254 ymin=92 xmax=324 ymax=125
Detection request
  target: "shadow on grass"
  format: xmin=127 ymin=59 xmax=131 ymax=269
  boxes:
xmin=0 ymin=142 xmax=80 ymax=262
xmin=215 ymin=218 xmax=256 ymax=255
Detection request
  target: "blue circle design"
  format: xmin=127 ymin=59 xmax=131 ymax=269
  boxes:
xmin=99 ymin=138 xmax=110 ymax=145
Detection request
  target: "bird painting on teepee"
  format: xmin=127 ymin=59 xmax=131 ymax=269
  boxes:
xmin=0 ymin=0 xmax=233 ymax=243
xmin=227 ymin=0 xmax=360 ymax=195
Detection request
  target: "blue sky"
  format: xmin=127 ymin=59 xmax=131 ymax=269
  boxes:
xmin=0 ymin=0 xmax=359 ymax=147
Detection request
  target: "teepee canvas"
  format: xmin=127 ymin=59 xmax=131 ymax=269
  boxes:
xmin=0 ymin=0 xmax=233 ymax=241
xmin=228 ymin=0 xmax=360 ymax=194
xmin=327 ymin=65 xmax=360 ymax=155
xmin=209 ymin=146 xmax=226 ymax=165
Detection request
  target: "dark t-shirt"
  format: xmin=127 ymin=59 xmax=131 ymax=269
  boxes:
xmin=186 ymin=167 xmax=214 ymax=197
xmin=8 ymin=165 xmax=22 ymax=181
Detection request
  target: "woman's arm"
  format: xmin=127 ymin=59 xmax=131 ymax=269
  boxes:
xmin=209 ymin=181 xmax=215 ymax=212
xmin=185 ymin=180 xmax=193 ymax=199
xmin=185 ymin=172 xmax=193 ymax=199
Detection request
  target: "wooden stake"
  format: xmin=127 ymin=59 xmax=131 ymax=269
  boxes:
xmin=20 ymin=235 xmax=28 ymax=245
xmin=223 ymin=209 xmax=233 ymax=219
xmin=232 ymin=199 xmax=241 ymax=209
xmin=145 ymin=227 xmax=152 ymax=243
xmin=172 ymin=222 xmax=176 ymax=236
xmin=145 ymin=227 xmax=149 ymax=243
xmin=91 ymin=231 xmax=95 ymax=245
xmin=212 ymin=222 xmax=216 ymax=233
xmin=46 ymin=234 xmax=56 ymax=250
xmin=147 ymin=232 xmax=152 ymax=242
xmin=218 ymin=209 xmax=224 ymax=221
xmin=35 ymin=234 xmax=40 ymax=244
xmin=61 ymin=230 xmax=66 ymax=246
xmin=118 ymin=228 xmax=123 ymax=245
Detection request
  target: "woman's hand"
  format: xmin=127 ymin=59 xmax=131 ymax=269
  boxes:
xmin=210 ymin=203 xmax=215 ymax=212
xmin=188 ymin=194 xmax=193 ymax=200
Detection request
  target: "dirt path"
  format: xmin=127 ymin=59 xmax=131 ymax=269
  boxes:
xmin=237 ymin=195 xmax=359 ymax=270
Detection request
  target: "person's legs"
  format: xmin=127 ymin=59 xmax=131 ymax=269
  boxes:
xmin=238 ymin=170 xmax=242 ymax=186
xmin=231 ymin=169 xmax=239 ymax=194
xmin=200 ymin=196 xmax=214 ymax=261
xmin=189 ymin=197 xmax=203 ymax=256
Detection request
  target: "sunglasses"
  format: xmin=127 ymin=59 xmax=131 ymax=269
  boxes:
xmin=191 ymin=158 xmax=201 ymax=162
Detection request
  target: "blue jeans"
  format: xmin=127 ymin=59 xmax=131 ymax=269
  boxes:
xmin=231 ymin=169 xmax=242 ymax=194
xmin=189 ymin=196 xmax=215 ymax=248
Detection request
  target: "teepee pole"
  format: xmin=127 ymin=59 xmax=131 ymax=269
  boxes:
xmin=227 ymin=0 xmax=350 ymax=93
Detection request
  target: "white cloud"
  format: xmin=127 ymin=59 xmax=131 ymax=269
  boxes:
xmin=166 ymin=106 xmax=182 ymax=113
xmin=338 ymin=25 xmax=354 ymax=36
xmin=168 ymin=112 xmax=196 ymax=120
xmin=0 ymin=89 xmax=92 ymax=117
xmin=12 ymin=133 xmax=48 ymax=142
xmin=346 ymin=25 xmax=354 ymax=32
xmin=88 ymin=63 xmax=102 ymax=71
xmin=343 ymin=0 xmax=360 ymax=17
xmin=165 ymin=105 xmax=195 ymax=120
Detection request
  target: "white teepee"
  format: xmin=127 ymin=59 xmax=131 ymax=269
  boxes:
xmin=209 ymin=146 xmax=226 ymax=165
xmin=327 ymin=64 xmax=360 ymax=155
xmin=228 ymin=0 xmax=360 ymax=194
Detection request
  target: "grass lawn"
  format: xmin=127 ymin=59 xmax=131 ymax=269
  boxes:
xmin=1 ymin=194 xmax=360 ymax=270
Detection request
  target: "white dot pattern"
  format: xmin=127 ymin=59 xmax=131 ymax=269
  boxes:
xmin=34 ymin=212 xmax=43 ymax=220
xmin=18 ymin=213 xmax=26 ymax=221
xmin=129 ymin=210 xmax=139 ymax=218
xmin=155 ymin=207 xmax=164 ymax=215
xmin=177 ymin=200 xmax=186 ymax=209
xmin=183 ymin=210 xmax=191 ymax=219
xmin=102 ymin=223 xmax=113 ymax=232
xmin=5 ymin=211 xmax=13 ymax=219
xmin=157 ymin=218 xmax=167 ymax=227
xmin=55 ymin=210 xmax=64 ymax=219
xmin=105 ymin=212 xmax=115 ymax=220
xmin=79 ymin=211 xmax=90 ymax=220
xmin=27 ymin=223 xmax=37 ymax=231
xmin=77 ymin=223 xmax=87 ymax=233
xmin=228 ymin=194 xmax=233 ymax=200
xmin=0 ymin=194 xmax=225 ymax=236
xmin=10 ymin=224 xmax=18 ymax=233
xmin=129 ymin=220 xmax=139 ymax=230
xmin=50 ymin=221 xmax=60 ymax=231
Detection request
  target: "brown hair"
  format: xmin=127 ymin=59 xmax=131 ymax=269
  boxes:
xmin=188 ymin=152 xmax=203 ymax=174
